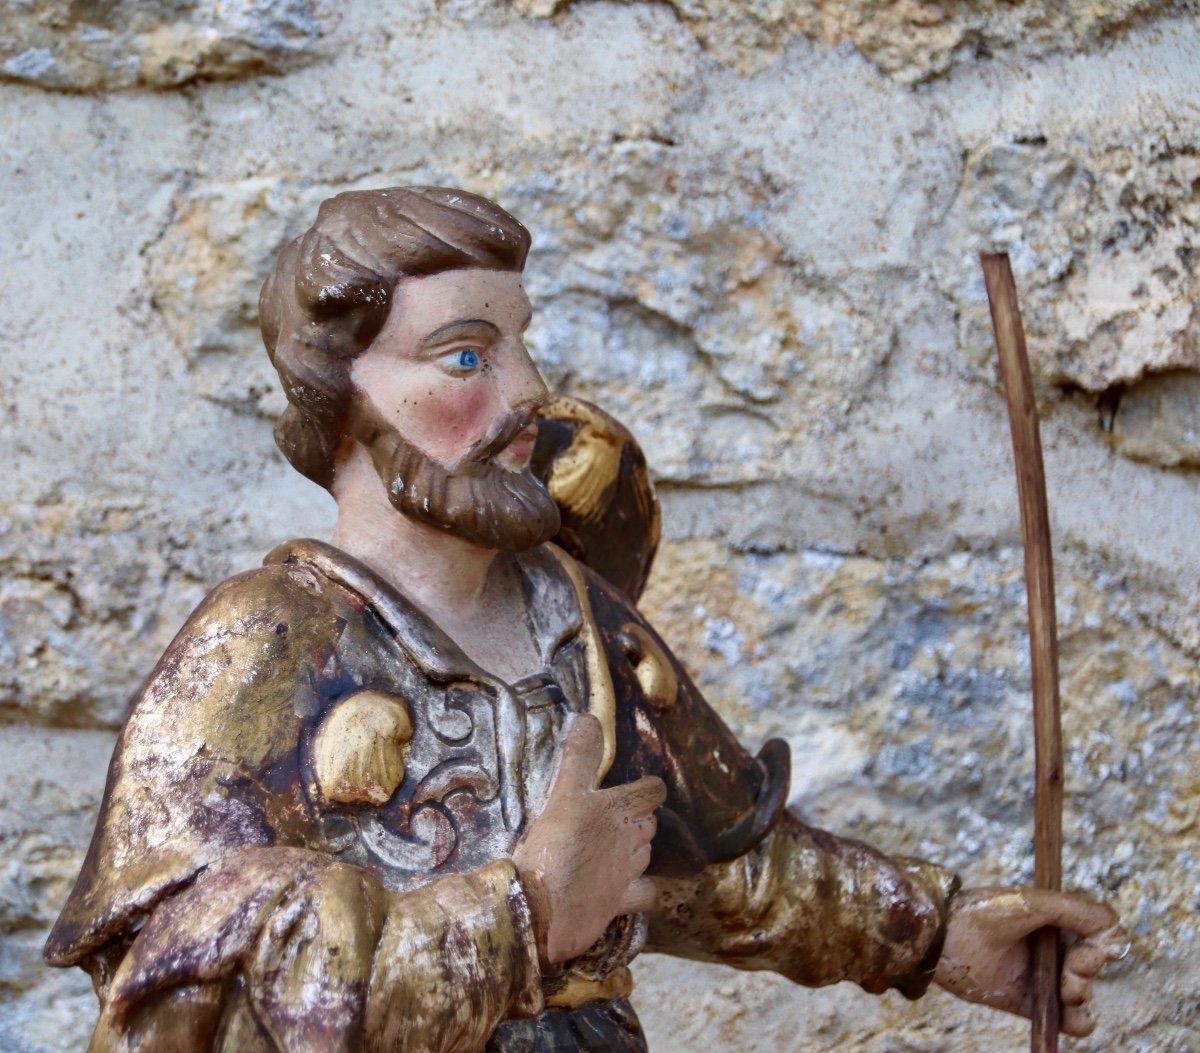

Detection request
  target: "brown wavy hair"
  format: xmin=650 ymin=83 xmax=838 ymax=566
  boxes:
xmin=259 ymin=186 xmax=531 ymax=489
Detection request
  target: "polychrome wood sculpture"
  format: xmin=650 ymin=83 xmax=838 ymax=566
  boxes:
xmin=45 ymin=188 xmax=1127 ymax=1052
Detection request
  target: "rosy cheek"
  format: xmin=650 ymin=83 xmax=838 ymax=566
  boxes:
xmin=409 ymin=381 xmax=493 ymax=463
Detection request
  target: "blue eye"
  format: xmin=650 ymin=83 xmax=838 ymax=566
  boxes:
xmin=438 ymin=347 xmax=485 ymax=375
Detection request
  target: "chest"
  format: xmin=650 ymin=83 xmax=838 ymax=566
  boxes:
xmin=301 ymin=619 xmax=592 ymax=891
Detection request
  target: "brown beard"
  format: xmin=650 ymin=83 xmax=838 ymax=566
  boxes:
xmin=349 ymin=400 xmax=562 ymax=552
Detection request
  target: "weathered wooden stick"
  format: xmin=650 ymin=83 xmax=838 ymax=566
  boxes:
xmin=980 ymin=253 xmax=1064 ymax=1053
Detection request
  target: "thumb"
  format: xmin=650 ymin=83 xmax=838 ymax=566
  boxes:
xmin=547 ymin=714 xmax=605 ymax=798
xmin=617 ymin=877 xmax=660 ymax=916
xmin=952 ymin=888 xmax=1125 ymax=947
xmin=1020 ymin=889 xmax=1124 ymax=944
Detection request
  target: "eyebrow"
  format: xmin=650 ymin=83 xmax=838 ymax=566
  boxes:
xmin=419 ymin=319 xmax=502 ymax=348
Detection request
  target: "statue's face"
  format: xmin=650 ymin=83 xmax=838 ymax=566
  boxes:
xmin=351 ymin=269 xmax=546 ymax=473
xmin=344 ymin=268 xmax=562 ymax=551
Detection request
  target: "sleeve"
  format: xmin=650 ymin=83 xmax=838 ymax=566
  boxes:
xmin=93 ymin=847 xmax=544 ymax=1052
xmin=647 ymin=813 xmax=960 ymax=998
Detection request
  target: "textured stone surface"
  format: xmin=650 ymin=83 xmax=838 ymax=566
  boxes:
xmin=518 ymin=0 xmax=1187 ymax=81
xmin=942 ymin=132 xmax=1200 ymax=393
xmin=2 ymin=1 xmax=1198 ymax=1049
xmin=0 ymin=727 xmax=112 ymax=1053
xmin=1 ymin=0 xmax=326 ymax=92
xmin=1109 ymin=368 xmax=1200 ymax=468
xmin=0 ymin=501 xmax=246 ymax=727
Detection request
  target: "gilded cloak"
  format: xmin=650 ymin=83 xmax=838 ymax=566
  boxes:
xmin=45 ymin=539 xmax=955 ymax=1052
xmin=45 ymin=398 xmax=957 ymax=1051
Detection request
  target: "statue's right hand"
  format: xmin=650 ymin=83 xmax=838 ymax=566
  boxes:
xmin=512 ymin=713 xmax=666 ymax=967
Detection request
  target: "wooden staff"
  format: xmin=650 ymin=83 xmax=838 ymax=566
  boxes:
xmin=980 ymin=253 xmax=1064 ymax=1053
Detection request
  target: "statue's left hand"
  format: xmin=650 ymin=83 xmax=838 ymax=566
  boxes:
xmin=934 ymin=887 xmax=1129 ymax=1036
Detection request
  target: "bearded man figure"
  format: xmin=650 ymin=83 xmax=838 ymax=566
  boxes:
xmin=45 ymin=187 xmax=1126 ymax=1052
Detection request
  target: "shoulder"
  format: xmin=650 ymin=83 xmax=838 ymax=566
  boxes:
xmin=146 ymin=546 xmax=370 ymax=690
xmin=184 ymin=555 xmax=348 ymax=638
xmin=123 ymin=546 xmax=377 ymax=768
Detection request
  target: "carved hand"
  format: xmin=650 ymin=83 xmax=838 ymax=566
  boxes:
xmin=512 ymin=713 xmax=667 ymax=968
xmin=934 ymin=887 xmax=1129 ymax=1036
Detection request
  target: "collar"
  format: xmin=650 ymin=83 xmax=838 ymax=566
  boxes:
xmin=264 ymin=538 xmax=616 ymax=803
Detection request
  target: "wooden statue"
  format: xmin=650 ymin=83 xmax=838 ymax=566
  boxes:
xmin=44 ymin=187 xmax=1127 ymax=1052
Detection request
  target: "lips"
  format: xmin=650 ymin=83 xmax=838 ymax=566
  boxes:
xmin=468 ymin=409 xmax=539 ymax=464
xmin=502 ymin=423 xmax=538 ymax=464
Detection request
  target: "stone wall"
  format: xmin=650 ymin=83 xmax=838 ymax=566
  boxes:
xmin=2 ymin=2 xmax=1197 ymax=1049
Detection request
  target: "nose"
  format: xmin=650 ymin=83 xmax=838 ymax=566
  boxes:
xmin=506 ymin=340 xmax=550 ymax=415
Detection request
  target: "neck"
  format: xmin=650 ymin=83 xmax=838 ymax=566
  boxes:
xmin=329 ymin=442 xmax=499 ymax=621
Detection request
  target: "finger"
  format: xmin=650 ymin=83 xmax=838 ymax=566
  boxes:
xmin=1092 ymin=922 xmax=1131 ymax=962
xmin=617 ymin=876 xmax=659 ymax=916
xmin=629 ymin=841 xmax=652 ymax=874
xmin=1020 ymin=889 xmax=1122 ymax=941
xmin=1064 ymin=938 xmax=1123 ymax=979
xmin=631 ymin=814 xmax=657 ymax=846
xmin=1060 ymin=968 xmax=1093 ymax=1008
xmin=548 ymin=714 xmax=605 ymax=797
xmin=606 ymin=775 xmax=668 ymax=817
xmin=1061 ymin=1003 xmax=1096 ymax=1038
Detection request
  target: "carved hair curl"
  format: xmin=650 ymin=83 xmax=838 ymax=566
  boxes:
xmin=259 ymin=187 xmax=531 ymax=488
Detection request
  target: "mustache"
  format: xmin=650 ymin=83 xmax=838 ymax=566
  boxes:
xmin=464 ymin=408 xmax=538 ymax=465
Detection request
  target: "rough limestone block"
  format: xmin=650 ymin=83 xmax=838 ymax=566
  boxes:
xmin=0 ymin=2 xmax=1197 ymax=1048
xmin=1 ymin=0 xmax=326 ymax=92
xmin=515 ymin=0 xmax=1185 ymax=81
xmin=0 ymin=726 xmax=113 ymax=1053
xmin=1109 ymin=369 xmax=1200 ymax=468
xmin=943 ymin=135 xmax=1200 ymax=393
